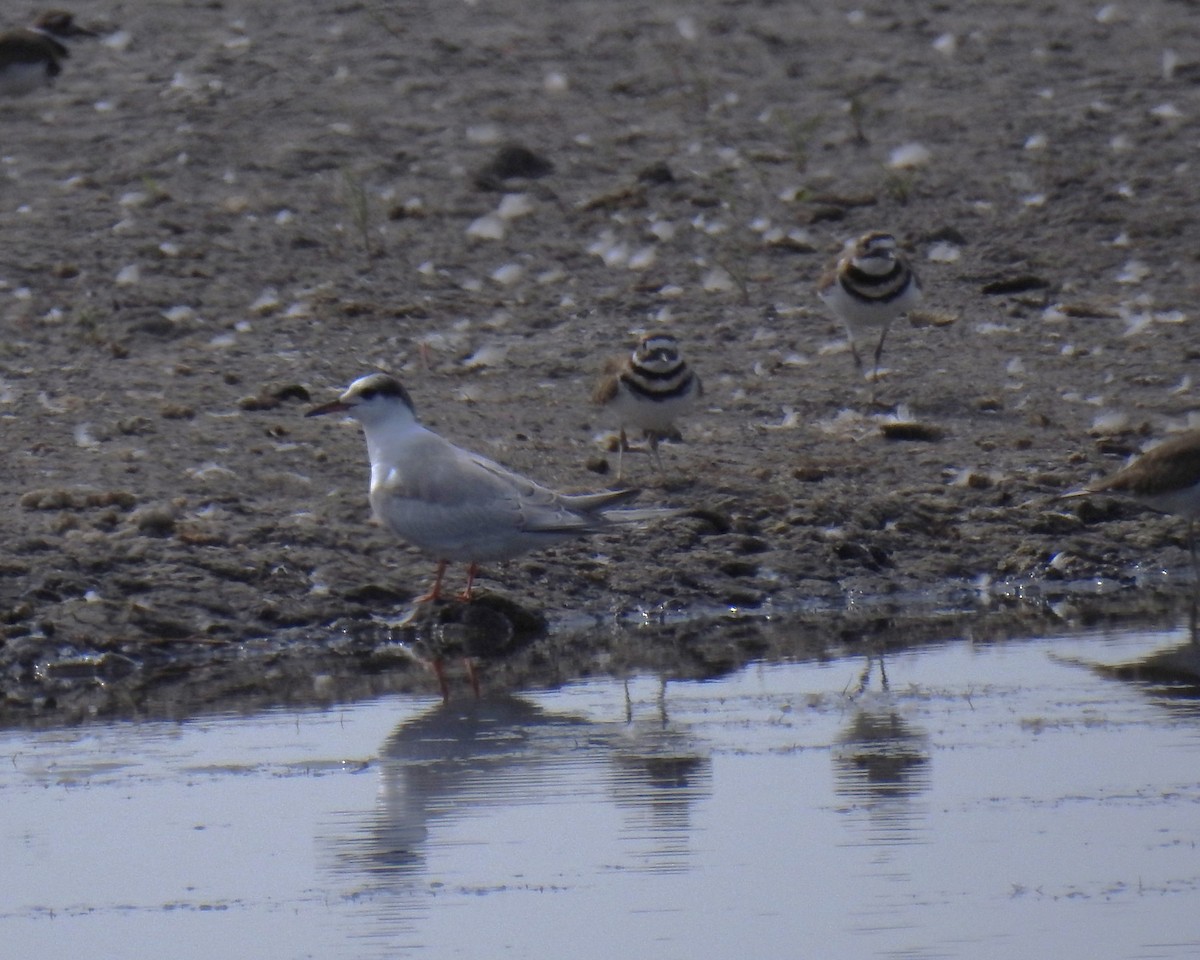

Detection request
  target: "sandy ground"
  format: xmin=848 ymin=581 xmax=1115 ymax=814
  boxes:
xmin=3 ymin=0 xmax=1200 ymax=723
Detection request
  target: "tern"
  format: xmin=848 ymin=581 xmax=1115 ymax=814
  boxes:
xmin=307 ymin=373 xmax=648 ymax=603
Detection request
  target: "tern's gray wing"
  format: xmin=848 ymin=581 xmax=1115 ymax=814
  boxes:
xmin=466 ymin=455 xmax=635 ymax=533
xmin=369 ymin=434 xmax=634 ymax=561
xmin=371 ymin=434 xmax=525 ymax=510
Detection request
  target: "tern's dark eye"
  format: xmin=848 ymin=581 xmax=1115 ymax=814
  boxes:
xmin=359 ymin=387 xmax=377 ymax=400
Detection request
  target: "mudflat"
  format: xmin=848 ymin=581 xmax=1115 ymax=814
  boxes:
xmin=2 ymin=1 xmax=1197 ymax=722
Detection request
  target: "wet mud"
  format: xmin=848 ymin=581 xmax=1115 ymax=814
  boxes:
xmin=3 ymin=1 xmax=1200 ymax=723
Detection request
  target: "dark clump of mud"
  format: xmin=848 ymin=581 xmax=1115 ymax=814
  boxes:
xmin=3 ymin=2 xmax=1200 ymax=724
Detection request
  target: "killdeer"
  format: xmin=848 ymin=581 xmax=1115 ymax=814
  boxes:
xmin=0 ymin=10 xmax=95 ymax=95
xmin=592 ymin=332 xmax=702 ymax=481
xmin=1061 ymin=428 xmax=1200 ymax=569
xmin=817 ymin=231 xmax=922 ymax=395
xmin=307 ymin=373 xmax=656 ymax=604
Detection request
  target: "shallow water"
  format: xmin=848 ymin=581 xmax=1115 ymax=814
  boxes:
xmin=2 ymin=622 xmax=1198 ymax=960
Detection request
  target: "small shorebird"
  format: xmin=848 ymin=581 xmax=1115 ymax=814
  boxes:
xmin=592 ymin=332 xmax=702 ymax=481
xmin=817 ymin=231 xmax=921 ymax=396
xmin=307 ymin=373 xmax=648 ymax=603
xmin=1061 ymin=428 xmax=1200 ymax=570
xmin=0 ymin=11 xmax=95 ymax=95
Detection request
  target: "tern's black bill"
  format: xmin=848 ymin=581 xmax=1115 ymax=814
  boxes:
xmin=305 ymin=400 xmax=350 ymax=417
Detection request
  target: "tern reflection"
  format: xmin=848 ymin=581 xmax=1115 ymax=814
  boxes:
xmin=833 ymin=655 xmax=931 ymax=847
xmin=325 ymin=690 xmax=711 ymax=889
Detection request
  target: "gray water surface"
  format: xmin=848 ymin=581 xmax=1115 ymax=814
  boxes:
xmin=3 ymin=623 xmax=1198 ymax=959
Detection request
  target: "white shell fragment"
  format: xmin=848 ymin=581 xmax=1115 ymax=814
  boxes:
xmin=462 ymin=344 xmax=509 ymax=369
xmin=1115 ymin=260 xmax=1150 ymax=284
xmin=701 ymin=266 xmax=735 ymax=293
xmin=250 ymin=288 xmax=282 ymax=314
xmin=927 ymin=242 xmax=961 ymax=263
xmin=887 ymin=143 xmax=932 ymax=169
xmin=496 ymin=193 xmax=534 ymax=221
xmin=932 ymin=33 xmax=957 ymax=56
xmin=489 ymin=263 xmax=524 ymax=286
xmin=466 ymin=213 xmax=506 ymax=241
xmin=627 ymin=246 xmax=657 ymax=270
xmin=161 ymin=305 xmax=197 ymax=324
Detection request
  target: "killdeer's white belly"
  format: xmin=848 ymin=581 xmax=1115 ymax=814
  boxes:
xmin=0 ymin=62 xmax=51 ymax=95
xmin=820 ymin=279 xmax=920 ymax=330
xmin=611 ymin=382 xmax=696 ymax=433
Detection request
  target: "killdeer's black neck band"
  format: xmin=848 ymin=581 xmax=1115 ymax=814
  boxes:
xmin=620 ymin=370 xmax=695 ymax=401
xmin=630 ymin=361 xmax=685 ymax=382
xmin=841 ymin=264 xmax=912 ymax=304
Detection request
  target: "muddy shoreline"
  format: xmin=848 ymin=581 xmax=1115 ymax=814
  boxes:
xmin=5 ymin=577 xmax=1195 ymax=727
xmin=3 ymin=2 xmax=1200 ymax=724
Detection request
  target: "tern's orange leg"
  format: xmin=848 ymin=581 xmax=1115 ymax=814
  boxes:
xmin=417 ymin=340 xmax=434 ymax=370
xmin=455 ymin=562 xmax=480 ymax=602
xmin=414 ymin=559 xmax=449 ymax=603
xmin=428 ymin=657 xmax=479 ymax=702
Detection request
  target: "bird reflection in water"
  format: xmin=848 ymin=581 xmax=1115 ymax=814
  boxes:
xmin=833 ymin=651 xmax=932 ymax=847
xmin=323 ymin=690 xmax=711 ymax=895
xmin=611 ymin=678 xmax=712 ymax=874
xmin=1092 ymin=604 xmax=1200 ymax=710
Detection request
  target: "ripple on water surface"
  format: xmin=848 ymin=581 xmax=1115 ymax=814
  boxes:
xmin=1 ymin=622 xmax=1199 ymax=959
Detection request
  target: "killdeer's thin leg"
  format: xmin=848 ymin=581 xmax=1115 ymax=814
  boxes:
xmin=615 ymin=427 xmax=629 ymax=482
xmin=872 ymin=323 xmax=891 ymax=380
xmin=867 ymin=324 xmax=895 ymax=407
xmin=849 ymin=337 xmax=864 ymax=370
xmin=648 ymin=433 xmax=665 ymax=474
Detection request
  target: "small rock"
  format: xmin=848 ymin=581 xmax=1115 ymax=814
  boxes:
xmin=981 ymin=274 xmax=1051 ymax=295
xmin=637 ymin=161 xmax=675 ymax=184
xmin=880 ymin=421 xmax=944 ymax=442
xmin=131 ymin=506 xmax=177 ymax=537
xmin=474 ymin=144 xmax=554 ymax=189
